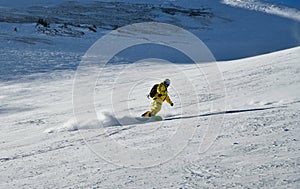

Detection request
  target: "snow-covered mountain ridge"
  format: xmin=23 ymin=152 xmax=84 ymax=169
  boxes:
xmin=0 ymin=0 xmax=299 ymax=61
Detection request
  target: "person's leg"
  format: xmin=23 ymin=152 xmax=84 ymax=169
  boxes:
xmin=150 ymin=100 xmax=162 ymax=116
xmin=141 ymin=99 xmax=163 ymax=117
xmin=141 ymin=111 xmax=151 ymax=117
xmin=141 ymin=100 xmax=154 ymax=117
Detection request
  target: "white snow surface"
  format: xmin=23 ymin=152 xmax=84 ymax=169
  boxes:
xmin=0 ymin=0 xmax=300 ymax=188
xmin=1 ymin=46 xmax=300 ymax=187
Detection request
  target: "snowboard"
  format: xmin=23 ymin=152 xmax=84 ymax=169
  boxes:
xmin=150 ymin=115 xmax=163 ymax=121
xmin=138 ymin=115 xmax=163 ymax=122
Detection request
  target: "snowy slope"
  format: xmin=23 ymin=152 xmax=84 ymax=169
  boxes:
xmin=0 ymin=0 xmax=300 ymax=188
xmin=1 ymin=46 xmax=299 ymax=188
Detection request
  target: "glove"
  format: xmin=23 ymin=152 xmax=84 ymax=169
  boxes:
xmin=158 ymin=94 xmax=162 ymax=97
xmin=170 ymin=103 xmax=174 ymax=106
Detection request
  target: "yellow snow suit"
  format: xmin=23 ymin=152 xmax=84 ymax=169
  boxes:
xmin=143 ymin=82 xmax=173 ymax=117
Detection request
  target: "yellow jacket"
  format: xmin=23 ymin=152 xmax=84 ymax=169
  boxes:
xmin=153 ymin=82 xmax=173 ymax=105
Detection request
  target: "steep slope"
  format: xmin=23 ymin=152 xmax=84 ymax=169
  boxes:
xmin=0 ymin=0 xmax=299 ymax=188
xmin=1 ymin=47 xmax=299 ymax=188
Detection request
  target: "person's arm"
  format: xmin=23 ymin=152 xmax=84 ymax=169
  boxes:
xmin=165 ymin=95 xmax=173 ymax=106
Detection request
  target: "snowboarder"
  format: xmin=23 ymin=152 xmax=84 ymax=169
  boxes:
xmin=142 ymin=78 xmax=174 ymax=117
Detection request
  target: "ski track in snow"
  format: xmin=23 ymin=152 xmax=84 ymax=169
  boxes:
xmin=1 ymin=46 xmax=299 ymax=188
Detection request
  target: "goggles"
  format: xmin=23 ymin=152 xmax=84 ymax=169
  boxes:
xmin=164 ymin=81 xmax=170 ymax=86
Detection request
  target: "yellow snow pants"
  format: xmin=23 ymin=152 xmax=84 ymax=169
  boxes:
xmin=143 ymin=98 xmax=163 ymax=117
xmin=150 ymin=99 xmax=163 ymax=116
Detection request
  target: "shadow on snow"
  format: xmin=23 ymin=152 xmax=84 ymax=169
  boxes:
xmin=164 ymin=106 xmax=284 ymax=121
